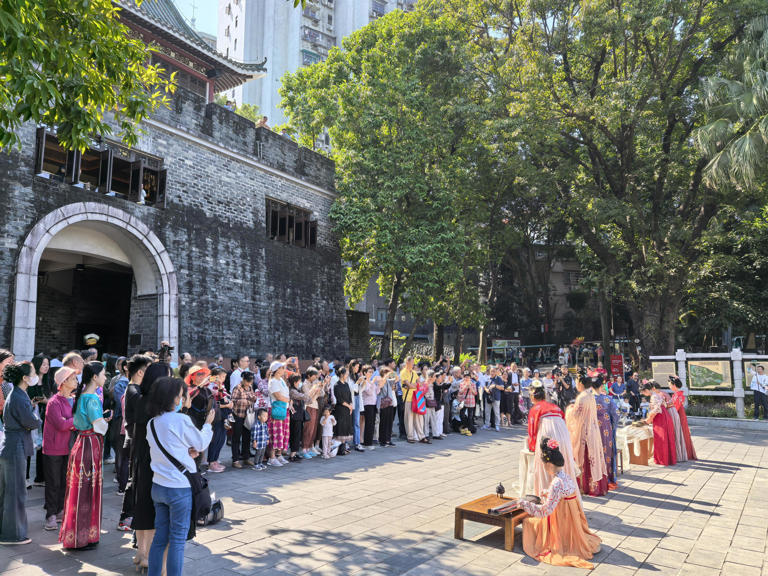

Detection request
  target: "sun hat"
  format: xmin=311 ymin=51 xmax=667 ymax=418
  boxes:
xmin=269 ymin=361 xmax=285 ymax=373
xmin=185 ymin=365 xmax=210 ymax=386
xmin=54 ymin=367 xmax=77 ymax=388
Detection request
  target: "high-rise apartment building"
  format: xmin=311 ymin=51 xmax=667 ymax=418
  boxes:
xmin=218 ymin=0 xmax=417 ymax=126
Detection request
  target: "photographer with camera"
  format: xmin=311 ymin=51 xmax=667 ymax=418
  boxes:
xmin=554 ymin=365 xmax=576 ymax=412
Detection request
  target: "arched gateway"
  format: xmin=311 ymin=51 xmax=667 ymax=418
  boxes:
xmin=11 ymin=202 xmax=178 ymax=359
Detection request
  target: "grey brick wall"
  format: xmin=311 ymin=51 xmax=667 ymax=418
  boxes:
xmin=0 ymin=88 xmax=348 ymax=360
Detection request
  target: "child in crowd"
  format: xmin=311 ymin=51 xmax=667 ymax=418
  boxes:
xmin=250 ymin=408 xmax=269 ymax=470
xmin=320 ymin=406 xmax=336 ymax=459
xmin=639 ymin=398 xmax=650 ymax=419
xmin=450 ymin=392 xmax=462 ymax=432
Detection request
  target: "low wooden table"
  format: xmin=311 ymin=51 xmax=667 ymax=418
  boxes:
xmin=454 ymin=494 xmax=528 ymax=551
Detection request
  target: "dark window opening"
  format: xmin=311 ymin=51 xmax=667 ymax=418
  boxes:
xmin=79 ymin=148 xmax=104 ymax=188
xmin=109 ymin=157 xmax=132 ymax=197
xmin=265 ymin=198 xmax=317 ymax=249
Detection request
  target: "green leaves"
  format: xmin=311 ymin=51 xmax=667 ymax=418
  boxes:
xmin=0 ymin=0 xmax=174 ymax=151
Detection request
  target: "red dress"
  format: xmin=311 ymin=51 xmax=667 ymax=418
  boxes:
xmin=672 ymin=390 xmax=697 ymax=460
xmin=527 ymin=402 xmax=565 ymax=452
xmin=648 ymin=392 xmax=676 ymax=466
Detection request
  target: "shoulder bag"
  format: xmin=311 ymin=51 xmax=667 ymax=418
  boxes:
xmin=271 ymin=400 xmax=288 ymax=421
xmin=149 ymin=419 xmax=211 ymax=540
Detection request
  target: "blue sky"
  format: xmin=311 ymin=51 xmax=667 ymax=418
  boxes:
xmin=175 ymin=0 xmax=218 ymax=36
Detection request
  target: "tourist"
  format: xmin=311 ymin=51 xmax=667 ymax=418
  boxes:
xmin=361 ymin=365 xmax=381 ymax=449
xmin=230 ymin=370 xmax=257 ymax=468
xmin=146 ymin=376 xmax=213 ymax=576
xmin=228 ymin=354 xmax=250 ymax=394
xmin=60 ymin=361 xmax=109 ymax=550
xmin=207 ymin=367 xmax=232 ymax=473
xmin=520 ymin=368 xmax=533 ymax=414
xmin=320 ymin=406 xmax=336 ymax=458
xmin=399 ymin=357 xmax=419 ymax=443
xmin=301 ymin=367 xmax=324 ymax=457
xmin=565 ymin=373 xmax=608 ymax=496
xmin=433 ymin=370 xmax=449 ymax=439
xmin=347 ymin=359 xmax=365 ymax=452
xmin=377 ymin=368 xmax=397 ymax=447
xmin=250 ymin=408 xmax=269 ymax=469
xmin=653 ymin=381 xmax=687 ymax=463
xmin=423 ymin=369 xmax=442 ymax=440
xmin=117 ymin=354 xmax=151 ymax=532
xmin=268 ymin=362 xmax=291 ymax=466
xmin=526 ymin=385 xmax=579 ymax=498
xmin=413 ymin=370 xmax=431 ymax=444
xmin=483 ymin=366 xmax=503 ymax=431
xmin=668 ymin=376 xmax=697 ymax=460
xmin=626 ymin=372 xmax=641 ymax=418
xmin=0 ymin=361 xmax=41 ymax=545
xmin=110 ymin=357 xmax=129 ymax=494
xmin=642 ymin=382 xmax=677 ymax=466
xmin=591 ymin=376 xmax=619 ymax=487
xmin=42 ymin=366 xmax=76 ymax=531
xmin=129 ymin=362 xmax=172 ymax=568
xmin=748 ymin=363 xmax=768 ymax=419
xmin=507 ymin=362 xmax=521 ymax=425
xmin=333 ymin=366 xmax=354 ymax=455
xmin=288 ymin=374 xmax=310 ymax=462
xmin=29 ymin=353 xmax=52 ymax=487
xmin=514 ymin=437 xmax=602 ymax=569
xmin=458 ymin=370 xmax=477 ymax=436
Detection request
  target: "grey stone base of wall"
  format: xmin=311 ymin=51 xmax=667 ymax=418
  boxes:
xmin=688 ymin=416 xmax=768 ymax=431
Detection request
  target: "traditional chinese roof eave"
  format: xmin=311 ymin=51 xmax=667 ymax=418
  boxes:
xmin=115 ymin=0 xmax=267 ymax=92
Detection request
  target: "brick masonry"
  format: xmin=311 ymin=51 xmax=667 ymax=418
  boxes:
xmin=0 ymin=88 xmax=348 ymax=359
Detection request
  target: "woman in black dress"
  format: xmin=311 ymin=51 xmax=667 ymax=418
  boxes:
xmin=333 ymin=366 xmax=354 ymax=455
xmin=128 ymin=362 xmax=170 ymax=569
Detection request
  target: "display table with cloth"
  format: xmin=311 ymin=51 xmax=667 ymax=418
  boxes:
xmin=616 ymin=424 xmax=654 ymax=467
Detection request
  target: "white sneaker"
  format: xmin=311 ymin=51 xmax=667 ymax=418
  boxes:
xmin=267 ymin=458 xmax=283 ymax=467
xmin=104 ymin=457 xmax=115 ymax=465
xmin=366 ymin=445 xmax=376 ymax=451
xmin=278 ymin=456 xmax=289 ymax=465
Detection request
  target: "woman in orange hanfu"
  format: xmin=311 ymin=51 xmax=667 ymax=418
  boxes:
xmin=513 ymin=437 xmax=602 ymax=569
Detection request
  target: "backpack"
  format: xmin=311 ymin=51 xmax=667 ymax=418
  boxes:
xmin=411 ymin=389 xmax=426 ymax=415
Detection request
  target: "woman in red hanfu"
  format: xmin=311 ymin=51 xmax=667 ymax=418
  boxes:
xmin=668 ymin=376 xmax=697 ymax=460
xmin=642 ymin=382 xmax=676 ymax=466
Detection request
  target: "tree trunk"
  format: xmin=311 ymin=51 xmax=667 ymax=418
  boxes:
xmin=598 ymin=287 xmax=611 ymax=364
xmin=380 ymin=272 xmax=403 ymax=359
xmin=397 ymin=319 xmax=421 ymax=364
xmin=628 ymin=294 xmax=681 ymax=368
xmin=432 ymin=322 xmax=444 ymax=363
xmin=478 ymin=325 xmax=488 ymax=364
xmin=453 ymin=326 xmax=464 ymax=364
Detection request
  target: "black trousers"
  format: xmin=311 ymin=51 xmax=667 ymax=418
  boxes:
xmin=511 ymin=393 xmax=522 ymax=423
xmin=289 ymin=418 xmax=304 ymax=453
xmin=378 ymin=406 xmax=394 ymax=445
xmin=629 ymin=393 xmax=641 ymax=415
xmin=396 ymin=395 xmax=406 ymax=437
xmin=754 ymin=390 xmax=768 ymax=419
xmin=363 ymin=404 xmax=377 ymax=446
xmin=43 ymin=454 xmax=67 ymax=517
xmin=231 ymin=416 xmax=251 ymax=463
xmin=115 ymin=434 xmax=129 ymax=491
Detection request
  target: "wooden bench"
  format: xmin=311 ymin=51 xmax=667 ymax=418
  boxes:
xmin=454 ymin=494 xmax=528 ymax=551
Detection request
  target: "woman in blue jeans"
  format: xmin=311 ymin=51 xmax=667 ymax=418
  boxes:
xmin=146 ymin=377 xmax=213 ymax=576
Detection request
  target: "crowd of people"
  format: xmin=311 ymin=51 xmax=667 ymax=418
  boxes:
xmin=0 ymin=344 xmax=700 ymax=574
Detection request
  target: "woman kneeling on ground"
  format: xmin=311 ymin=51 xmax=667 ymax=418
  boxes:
xmin=512 ymin=437 xmax=601 ymax=569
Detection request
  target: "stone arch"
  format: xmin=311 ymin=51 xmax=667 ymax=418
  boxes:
xmin=12 ymin=202 xmax=178 ymax=359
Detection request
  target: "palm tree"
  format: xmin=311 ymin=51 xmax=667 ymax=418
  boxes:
xmin=696 ymin=16 xmax=768 ymax=189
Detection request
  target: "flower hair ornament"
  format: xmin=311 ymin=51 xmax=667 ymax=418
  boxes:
xmin=547 ymin=439 xmax=559 ymax=450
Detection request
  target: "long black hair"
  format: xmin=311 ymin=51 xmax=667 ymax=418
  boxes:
xmin=32 ymin=353 xmax=51 ymax=395
xmin=73 ymin=361 xmax=105 ymax=413
xmin=141 ymin=362 xmax=172 ymax=396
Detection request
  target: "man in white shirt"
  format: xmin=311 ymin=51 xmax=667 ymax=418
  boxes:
xmin=749 ymin=364 xmax=768 ymax=420
xmin=229 ymin=354 xmax=250 ymax=393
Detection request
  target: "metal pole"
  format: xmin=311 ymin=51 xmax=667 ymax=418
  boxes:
xmin=732 ymin=348 xmax=745 ymax=418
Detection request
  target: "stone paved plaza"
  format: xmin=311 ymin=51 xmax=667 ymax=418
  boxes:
xmin=1 ymin=424 xmax=766 ymax=576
